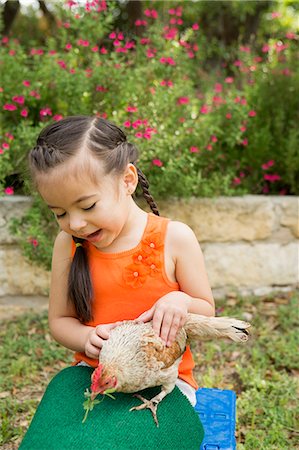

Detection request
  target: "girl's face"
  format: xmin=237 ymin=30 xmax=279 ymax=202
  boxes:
xmin=37 ymin=157 xmax=137 ymax=251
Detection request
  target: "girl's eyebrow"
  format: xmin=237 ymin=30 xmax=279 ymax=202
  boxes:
xmin=47 ymin=194 xmax=97 ymax=209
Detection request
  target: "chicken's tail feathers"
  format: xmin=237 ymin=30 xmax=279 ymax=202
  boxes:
xmin=184 ymin=314 xmax=251 ymax=343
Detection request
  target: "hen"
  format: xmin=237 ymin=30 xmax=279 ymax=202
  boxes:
xmin=88 ymin=314 xmax=250 ymax=425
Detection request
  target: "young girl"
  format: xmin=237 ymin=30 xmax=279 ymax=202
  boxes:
xmin=29 ymin=115 xmax=215 ymax=407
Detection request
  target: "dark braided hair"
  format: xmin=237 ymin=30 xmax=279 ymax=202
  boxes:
xmin=29 ymin=116 xmax=159 ymax=323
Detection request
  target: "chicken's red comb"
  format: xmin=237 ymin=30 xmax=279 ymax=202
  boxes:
xmin=91 ymin=364 xmax=103 ymax=393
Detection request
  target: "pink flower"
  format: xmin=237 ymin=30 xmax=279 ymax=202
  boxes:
xmin=135 ymin=19 xmax=147 ymax=26
xmin=177 ymin=97 xmax=189 ymax=105
xmin=2 ymin=142 xmax=9 ymax=150
xmin=286 ymin=32 xmax=296 ymax=40
xmin=91 ymin=46 xmax=99 ymax=52
xmin=100 ymin=47 xmax=108 ymax=54
xmin=248 ymin=110 xmax=256 ymax=117
xmin=132 ymin=120 xmax=142 ymax=129
xmin=233 ymin=60 xmax=242 ymax=67
xmin=152 ymin=159 xmax=163 ymax=167
xmin=214 ymin=83 xmax=222 ymax=93
xmin=144 ymin=9 xmax=158 ymax=19
xmin=146 ymin=49 xmax=156 ymax=58
xmin=240 ymin=46 xmax=251 ymax=53
xmin=3 ymin=104 xmax=17 ymax=111
xmin=264 ymin=174 xmax=281 ymax=182
xmin=233 ymin=177 xmax=241 ymax=185
xmin=12 ymin=95 xmax=25 ymax=104
xmin=22 ymin=80 xmax=31 ymax=87
xmin=5 ymin=133 xmax=14 ymax=140
xmin=123 ymin=121 xmax=131 ymax=127
xmin=262 ymin=44 xmax=270 ymax=53
xmin=57 ymin=60 xmax=67 ymax=69
xmin=160 ymin=56 xmax=175 ymax=66
xmin=211 ymin=135 xmax=218 ymax=143
xmin=65 ymin=43 xmax=72 ymax=50
xmin=135 ymin=132 xmax=143 ymax=138
xmin=4 ymin=186 xmax=14 ymax=195
xmin=225 ymin=77 xmax=234 ymax=84
xmin=192 ymin=23 xmax=199 ymax=30
xmin=31 ymin=239 xmax=39 ymax=247
xmin=271 ymin=12 xmax=281 ymax=19
xmin=77 ymin=39 xmax=90 ymax=47
xmin=190 ymin=146 xmax=199 ymax=153
xmin=127 ymin=106 xmax=138 ymax=113
xmin=29 ymin=90 xmax=40 ymax=99
xmin=241 ymin=139 xmax=248 ymax=146
xmin=206 ymin=144 xmax=213 ymax=151
xmin=21 ymin=108 xmax=28 ymax=117
xmin=240 ymin=125 xmax=247 ymax=132
xmin=262 ymin=160 xmax=275 ymax=170
xmin=96 ymin=85 xmax=107 ymax=92
xmin=226 ymin=113 xmax=232 ymax=119
xmin=53 ymin=114 xmax=63 ymax=121
xmin=200 ymin=104 xmax=209 ymax=114
xmin=40 ymin=107 xmax=52 ymax=117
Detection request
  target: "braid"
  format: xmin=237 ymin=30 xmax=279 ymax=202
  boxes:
xmin=136 ymin=167 xmax=160 ymax=216
xmin=68 ymin=236 xmax=93 ymax=322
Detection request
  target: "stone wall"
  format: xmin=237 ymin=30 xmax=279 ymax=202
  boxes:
xmin=0 ymin=195 xmax=298 ymax=298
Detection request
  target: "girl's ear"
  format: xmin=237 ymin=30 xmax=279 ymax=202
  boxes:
xmin=123 ymin=163 xmax=138 ymax=194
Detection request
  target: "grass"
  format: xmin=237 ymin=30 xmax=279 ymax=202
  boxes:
xmin=0 ymin=291 xmax=298 ymax=449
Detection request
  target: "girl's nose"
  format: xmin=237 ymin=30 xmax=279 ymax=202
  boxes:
xmin=69 ymin=215 xmax=87 ymax=232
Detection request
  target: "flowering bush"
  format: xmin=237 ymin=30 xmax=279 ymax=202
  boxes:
xmin=1 ymin=0 xmax=298 ymax=268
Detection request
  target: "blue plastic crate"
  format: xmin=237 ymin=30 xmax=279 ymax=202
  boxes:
xmin=195 ymin=388 xmax=236 ymax=450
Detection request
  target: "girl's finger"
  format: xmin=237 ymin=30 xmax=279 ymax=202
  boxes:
xmin=86 ymin=343 xmax=100 ymax=359
xmin=159 ymin=311 xmax=174 ymax=344
xmin=166 ymin=316 xmax=181 ymax=346
xmin=152 ymin=309 xmax=164 ymax=338
xmin=136 ymin=307 xmax=154 ymax=323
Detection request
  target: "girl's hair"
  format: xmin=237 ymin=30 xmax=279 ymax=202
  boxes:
xmin=29 ymin=115 xmax=159 ymax=323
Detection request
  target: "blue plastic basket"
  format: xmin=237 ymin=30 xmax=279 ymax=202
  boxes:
xmin=195 ymin=388 xmax=236 ymax=450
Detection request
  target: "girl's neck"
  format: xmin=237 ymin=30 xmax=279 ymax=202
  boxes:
xmin=96 ymin=201 xmax=148 ymax=254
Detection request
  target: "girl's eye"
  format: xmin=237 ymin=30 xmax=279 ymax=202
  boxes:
xmin=83 ymin=203 xmax=96 ymax=211
xmin=55 ymin=212 xmax=66 ymax=219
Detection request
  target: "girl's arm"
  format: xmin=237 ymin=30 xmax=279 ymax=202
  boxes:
xmin=49 ymin=231 xmax=117 ymax=358
xmin=137 ymin=221 xmax=215 ymax=345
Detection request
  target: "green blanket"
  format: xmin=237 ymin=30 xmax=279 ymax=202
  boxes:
xmin=20 ymin=366 xmax=204 ymax=450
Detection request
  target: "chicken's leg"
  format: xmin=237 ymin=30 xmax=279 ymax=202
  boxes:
xmin=130 ymin=384 xmax=174 ymax=427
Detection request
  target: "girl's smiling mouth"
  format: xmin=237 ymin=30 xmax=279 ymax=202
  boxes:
xmin=84 ymin=229 xmax=103 ymax=242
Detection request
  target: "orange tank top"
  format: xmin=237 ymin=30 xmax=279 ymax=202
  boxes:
xmin=73 ymin=213 xmax=198 ymax=389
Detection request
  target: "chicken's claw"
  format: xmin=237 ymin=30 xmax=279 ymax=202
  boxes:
xmin=130 ymin=394 xmax=159 ymax=427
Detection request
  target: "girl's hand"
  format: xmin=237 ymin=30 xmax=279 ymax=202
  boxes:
xmin=84 ymin=322 xmax=121 ymax=359
xmin=136 ymin=292 xmax=191 ymax=347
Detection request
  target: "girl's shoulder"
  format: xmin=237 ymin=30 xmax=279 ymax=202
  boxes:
xmin=166 ymin=220 xmax=201 ymax=257
xmin=53 ymin=230 xmax=72 ymax=256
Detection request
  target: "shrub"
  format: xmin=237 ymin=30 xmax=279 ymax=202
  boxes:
xmin=1 ymin=0 xmax=298 ymax=268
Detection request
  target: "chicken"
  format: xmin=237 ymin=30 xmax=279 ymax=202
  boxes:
xmin=88 ymin=314 xmax=250 ymax=426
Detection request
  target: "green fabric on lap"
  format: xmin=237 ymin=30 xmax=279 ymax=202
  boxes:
xmin=20 ymin=366 xmax=204 ymax=450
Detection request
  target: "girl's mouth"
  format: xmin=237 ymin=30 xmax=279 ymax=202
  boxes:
xmin=85 ymin=229 xmax=103 ymax=242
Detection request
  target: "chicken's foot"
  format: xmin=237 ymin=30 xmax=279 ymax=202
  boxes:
xmin=130 ymin=394 xmax=161 ymax=426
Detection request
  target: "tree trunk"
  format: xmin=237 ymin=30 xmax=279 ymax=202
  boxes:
xmin=2 ymin=0 xmax=20 ymax=36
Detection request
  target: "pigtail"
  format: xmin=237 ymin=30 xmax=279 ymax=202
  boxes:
xmin=136 ymin=167 xmax=160 ymax=216
xmin=68 ymin=236 xmax=93 ymax=323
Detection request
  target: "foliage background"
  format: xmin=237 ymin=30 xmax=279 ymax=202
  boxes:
xmin=0 ymin=0 xmax=298 ymax=268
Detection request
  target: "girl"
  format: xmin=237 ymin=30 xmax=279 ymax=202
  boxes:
xmin=29 ymin=115 xmax=215 ymax=406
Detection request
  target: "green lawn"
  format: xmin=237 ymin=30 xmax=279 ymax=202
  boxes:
xmin=1 ymin=291 xmax=298 ymax=449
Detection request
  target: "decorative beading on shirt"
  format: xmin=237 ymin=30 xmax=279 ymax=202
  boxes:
xmin=123 ymin=231 xmax=164 ymax=288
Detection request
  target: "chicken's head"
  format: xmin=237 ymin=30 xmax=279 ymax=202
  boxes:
xmin=90 ymin=363 xmax=117 ymax=400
